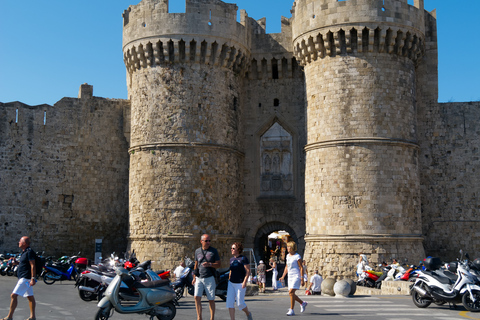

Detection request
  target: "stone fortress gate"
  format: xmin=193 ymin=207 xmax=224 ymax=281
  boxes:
xmin=2 ymin=0 xmax=480 ymax=279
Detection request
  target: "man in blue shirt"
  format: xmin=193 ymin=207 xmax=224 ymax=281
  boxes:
xmin=2 ymin=236 xmax=37 ymax=320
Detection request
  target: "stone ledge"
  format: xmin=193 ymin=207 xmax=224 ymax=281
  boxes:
xmin=355 ymin=280 xmax=412 ymax=296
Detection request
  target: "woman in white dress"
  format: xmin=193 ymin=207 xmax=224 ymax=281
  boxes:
xmin=279 ymin=241 xmax=308 ymax=316
xmin=267 ymin=258 xmax=278 ymax=290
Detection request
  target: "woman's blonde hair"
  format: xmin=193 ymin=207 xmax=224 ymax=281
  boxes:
xmin=286 ymin=241 xmax=297 ymax=251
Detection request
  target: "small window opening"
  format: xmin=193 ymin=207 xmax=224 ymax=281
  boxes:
xmin=44 ymin=111 xmax=47 ymax=125
xmin=15 ymin=109 xmax=18 ymax=123
xmin=233 ymin=97 xmax=238 ymax=111
xmin=272 ymin=59 xmax=279 ymax=79
xmin=258 ymin=103 xmax=262 ymax=108
xmin=273 ymin=99 xmax=279 ymax=107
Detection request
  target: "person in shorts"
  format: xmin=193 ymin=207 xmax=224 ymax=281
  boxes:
xmin=279 ymin=241 xmax=308 ymax=316
xmin=227 ymin=242 xmax=253 ymax=320
xmin=2 ymin=236 xmax=37 ymax=320
xmin=257 ymin=261 xmax=266 ymax=293
xmin=192 ymin=234 xmax=221 ymax=320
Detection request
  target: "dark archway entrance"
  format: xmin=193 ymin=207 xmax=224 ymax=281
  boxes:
xmin=253 ymin=222 xmax=298 ymax=288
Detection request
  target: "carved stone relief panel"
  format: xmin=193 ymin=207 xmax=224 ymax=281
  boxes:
xmin=260 ymin=122 xmax=293 ymax=197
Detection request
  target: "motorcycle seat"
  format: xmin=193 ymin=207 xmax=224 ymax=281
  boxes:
xmin=424 ymin=270 xmax=454 ymax=285
xmin=133 ymin=279 xmax=170 ymax=289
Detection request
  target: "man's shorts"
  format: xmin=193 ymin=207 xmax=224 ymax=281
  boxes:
xmin=194 ymin=276 xmax=216 ymax=300
xmin=12 ymin=278 xmax=34 ymax=297
xmin=257 ymin=274 xmax=266 ymax=283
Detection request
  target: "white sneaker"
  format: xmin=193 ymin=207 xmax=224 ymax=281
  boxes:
xmin=300 ymin=301 xmax=308 ymax=313
xmin=286 ymin=309 xmax=295 ymax=316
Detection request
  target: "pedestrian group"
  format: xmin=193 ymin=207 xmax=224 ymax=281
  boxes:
xmin=3 ymin=234 xmax=322 ymax=319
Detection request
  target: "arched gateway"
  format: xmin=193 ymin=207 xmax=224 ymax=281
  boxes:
xmin=254 ymin=222 xmax=299 ymax=260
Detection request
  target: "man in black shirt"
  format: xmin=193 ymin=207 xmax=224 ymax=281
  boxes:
xmin=2 ymin=236 xmax=37 ymax=320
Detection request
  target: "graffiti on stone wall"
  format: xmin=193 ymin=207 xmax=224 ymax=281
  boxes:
xmin=260 ymin=122 xmax=293 ymax=197
xmin=332 ymin=195 xmax=362 ymax=209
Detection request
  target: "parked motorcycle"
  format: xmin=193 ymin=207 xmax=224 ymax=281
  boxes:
xmin=410 ymin=252 xmax=480 ymax=312
xmin=95 ymin=266 xmax=176 ymax=320
xmin=78 ymin=260 xmax=162 ymax=302
xmin=4 ymin=256 xmax=18 ymax=276
xmin=42 ymin=254 xmax=84 ymax=284
xmin=357 ymin=269 xmax=381 ymax=288
xmin=172 ymin=257 xmax=195 ymax=303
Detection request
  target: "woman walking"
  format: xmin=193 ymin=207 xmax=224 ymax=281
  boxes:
xmin=227 ymin=242 xmax=253 ymax=320
xmin=279 ymin=241 xmax=308 ymax=316
xmin=267 ymin=258 xmax=278 ymax=290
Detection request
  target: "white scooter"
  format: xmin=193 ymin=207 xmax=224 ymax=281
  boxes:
xmin=95 ymin=266 xmax=176 ymax=320
xmin=411 ymin=252 xmax=480 ymax=312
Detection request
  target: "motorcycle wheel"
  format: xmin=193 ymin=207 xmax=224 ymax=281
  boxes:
xmin=43 ymin=271 xmax=57 ymax=285
xmin=217 ymin=295 xmax=226 ymax=302
xmin=175 ymin=287 xmax=184 ymax=301
xmin=6 ymin=269 xmax=14 ymax=276
xmin=462 ymin=290 xmax=480 ymax=312
xmin=95 ymin=308 xmax=110 ymax=320
xmin=156 ymin=301 xmax=176 ymax=320
xmin=79 ymin=289 xmax=96 ymax=302
xmin=0 ymin=270 xmax=6 ymax=276
xmin=412 ymin=287 xmax=431 ymax=308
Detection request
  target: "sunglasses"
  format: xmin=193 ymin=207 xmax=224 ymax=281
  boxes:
xmin=203 ymin=240 xmax=211 ymax=242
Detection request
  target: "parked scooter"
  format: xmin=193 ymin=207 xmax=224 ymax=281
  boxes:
xmin=410 ymin=251 xmax=480 ymax=312
xmin=4 ymin=255 xmax=18 ymax=276
xmin=171 ymin=257 xmax=195 ymax=304
xmin=95 ymin=266 xmax=176 ymax=320
xmin=42 ymin=254 xmax=84 ymax=284
xmin=0 ymin=255 xmax=7 ymax=276
xmin=77 ymin=260 xmax=154 ymax=302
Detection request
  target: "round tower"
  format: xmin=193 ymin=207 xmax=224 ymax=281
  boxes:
xmin=292 ymin=0 xmax=426 ymax=277
xmin=122 ymin=0 xmax=250 ymax=268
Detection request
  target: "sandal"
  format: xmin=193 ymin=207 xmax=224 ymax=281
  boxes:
xmin=25 ymin=318 xmax=36 ymax=320
xmin=2 ymin=318 xmax=13 ymax=320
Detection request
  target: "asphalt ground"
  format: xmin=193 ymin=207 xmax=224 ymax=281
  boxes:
xmin=1 ymin=275 xmax=480 ymax=320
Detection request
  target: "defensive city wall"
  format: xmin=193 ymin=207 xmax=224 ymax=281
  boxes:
xmin=1 ymin=0 xmax=479 ymax=277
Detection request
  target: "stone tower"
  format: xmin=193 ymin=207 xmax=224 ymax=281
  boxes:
xmin=122 ymin=0 xmax=250 ymax=267
xmin=292 ymin=0 xmax=426 ymax=275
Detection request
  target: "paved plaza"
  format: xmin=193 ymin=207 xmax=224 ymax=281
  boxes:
xmin=0 ymin=276 xmax=479 ymax=320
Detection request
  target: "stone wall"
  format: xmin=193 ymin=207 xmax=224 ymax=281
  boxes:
xmin=0 ymin=87 xmax=130 ymax=259
xmin=418 ymin=101 xmax=480 ymax=260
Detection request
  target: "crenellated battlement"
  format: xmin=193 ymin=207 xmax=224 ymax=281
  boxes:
xmin=293 ymin=25 xmax=424 ymax=65
xmin=123 ymin=0 xmax=252 ymax=74
xmin=291 ymin=0 xmax=426 ymax=64
xmin=292 ymin=0 xmax=425 ymax=35
xmin=123 ymin=38 xmax=250 ymax=75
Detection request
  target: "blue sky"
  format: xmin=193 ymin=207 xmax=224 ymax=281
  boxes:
xmin=0 ymin=0 xmax=478 ymax=106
